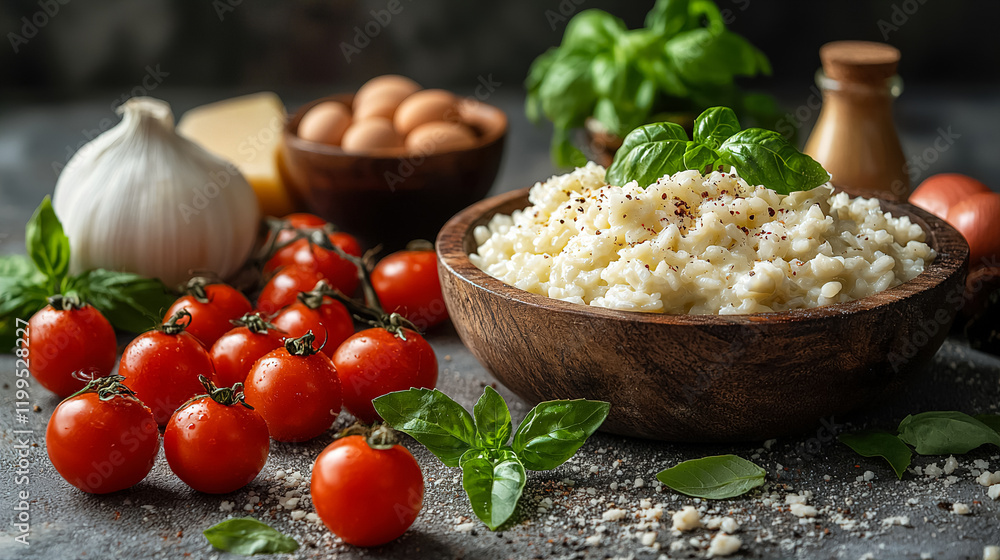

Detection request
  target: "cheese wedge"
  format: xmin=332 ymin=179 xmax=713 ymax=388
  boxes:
xmin=178 ymin=92 xmax=295 ymax=217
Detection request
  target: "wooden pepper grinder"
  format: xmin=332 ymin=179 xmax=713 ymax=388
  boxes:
xmin=804 ymin=41 xmax=909 ymax=201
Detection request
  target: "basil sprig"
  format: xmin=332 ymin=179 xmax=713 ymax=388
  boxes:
xmin=605 ymin=106 xmax=831 ymax=193
xmin=839 ymin=411 xmax=1000 ymax=479
xmin=655 ymin=454 xmax=765 ymax=499
xmin=526 ymin=0 xmax=784 ymax=167
xmin=0 ymin=196 xmax=175 ymax=350
xmin=374 ymin=387 xmax=610 ymax=530
xmin=203 ymin=518 xmax=299 ymax=555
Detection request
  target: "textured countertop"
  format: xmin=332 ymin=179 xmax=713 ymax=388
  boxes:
xmin=0 ymin=89 xmax=998 ymax=560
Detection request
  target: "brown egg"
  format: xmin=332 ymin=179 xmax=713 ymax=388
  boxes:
xmin=297 ymin=101 xmax=352 ymax=145
xmin=341 ymin=117 xmax=403 ymax=153
xmin=405 ymin=121 xmax=477 ymax=155
xmin=353 ymin=75 xmax=421 ymax=118
xmin=393 ymin=89 xmax=458 ymax=136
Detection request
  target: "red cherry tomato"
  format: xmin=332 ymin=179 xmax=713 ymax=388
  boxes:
xmin=275 ymin=213 xmax=327 ymax=245
xmin=371 ymin=249 xmax=448 ymax=330
xmin=46 ymin=376 xmax=159 ymax=494
xmin=209 ymin=313 xmax=286 ymax=388
xmin=163 ymin=280 xmax=253 ymax=348
xmin=947 ymin=192 xmax=1000 ymax=267
xmin=119 ymin=310 xmax=216 ymax=426
xmin=311 ymin=432 xmax=423 ymax=547
xmin=333 ymin=327 xmax=437 ymax=423
xmin=256 ymin=265 xmax=325 ymax=317
xmin=265 ymin=233 xmax=362 ymax=295
xmin=164 ymin=377 xmax=270 ymax=494
xmin=25 ymin=296 xmax=117 ymax=398
xmin=243 ymin=333 xmax=342 ymax=442
xmin=271 ymin=288 xmax=354 ymax=358
xmin=910 ymin=173 xmax=991 ymax=220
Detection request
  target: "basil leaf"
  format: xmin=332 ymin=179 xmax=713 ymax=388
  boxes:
xmin=974 ymin=414 xmax=1000 ymax=434
xmin=645 ymin=0 xmax=692 ymax=37
xmin=373 ymin=388 xmax=478 ymax=467
xmin=511 ymin=399 xmax=610 ymax=471
xmin=474 ymin=386 xmax=512 ymax=449
xmin=656 ymin=454 xmax=765 ymax=499
xmin=0 ymin=254 xmax=42 ymax=282
xmin=605 ymin=122 xmax=689 ymax=186
xmin=203 ymin=518 xmax=298 ymax=555
xmin=64 ymin=269 xmax=174 ymax=333
xmin=561 ymin=9 xmax=627 ymax=52
xmin=0 ymin=279 xmax=50 ymax=351
xmin=460 ymin=448 xmax=526 ymax=531
xmin=694 ymin=106 xmax=741 ymax=150
xmin=838 ymin=430 xmax=913 ymax=479
xmin=897 ymin=411 xmax=1000 ymax=455
xmin=25 ymin=196 xmax=71 ymax=288
xmin=718 ymin=128 xmax=831 ymax=194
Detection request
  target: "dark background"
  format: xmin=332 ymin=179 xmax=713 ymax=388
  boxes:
xmin=1 ymin=0 xmax=997 ymax=98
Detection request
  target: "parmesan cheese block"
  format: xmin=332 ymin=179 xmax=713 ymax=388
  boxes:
xmin=178 ymin=92 xmax=294 ymax=217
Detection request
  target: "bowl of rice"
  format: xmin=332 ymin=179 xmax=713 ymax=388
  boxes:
xmin=436 ymin=163 xmax=969 ymax=441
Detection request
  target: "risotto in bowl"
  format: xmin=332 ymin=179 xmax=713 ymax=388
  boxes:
xmin=437 ymin=164 xmax=969 ymax=441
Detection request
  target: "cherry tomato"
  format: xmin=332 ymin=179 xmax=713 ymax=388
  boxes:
xmin=119 ymin=310 xmax=216 ymax=426
xmin=265 ymin=233 xmax=362 ymax=295
xmin=256 ymin=265 xmax=325 ymax=317
xmin=243 ymin=333 xmax=342 ymax=442
xmin=46 ymin=375 xmax=159 ymax=494
xmin=271 ymin=286 xmax=354 ymax=358
xmin=910 ymin=173 xmax=990 ymax=220
xmin=371 ymin=248 xmax=448 ymax=330
xmin=333 ymin=327 xmax=437 ymax=423
xmin=311 ymin=431 xmax=423 ymax=547
xmin=25 ymin=296 xmax=117 ymax=398
xmin=275 ymin=213 xmax=327 ymax=245
xmin=164 ymin=377 xmax=270 ymax=494
xmin=209 ymin=313 xmax=286 ymax=388
xmin=163 ymin=280 xmax=253 ymax=348
xmin=947 ymin=192 xmax=1000 ymax=267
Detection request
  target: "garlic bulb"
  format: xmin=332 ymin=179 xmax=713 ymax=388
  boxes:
xmin=53 ymin=97 xmax=260 ymax=286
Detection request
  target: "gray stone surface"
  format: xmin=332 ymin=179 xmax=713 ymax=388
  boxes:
xmin=0 ymin=90 xmax=998 ymax=559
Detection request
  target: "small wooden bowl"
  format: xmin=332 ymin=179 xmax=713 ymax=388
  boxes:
xmin=437 ymin=188 xmax=969 ymax=442
xmin=279 ymin=94 xmax=506 ymax=251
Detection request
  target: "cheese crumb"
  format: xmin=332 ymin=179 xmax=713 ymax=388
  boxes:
xmin=672 ymin=506 xmax=702 ymax=531
xmin=943 ymin=455 xmax=959 ymax=475
xmin=988 ymin=485 xmax=1000 ymax=501
xmin=984 ymin=545 xmax=1000 ymax=560
xmin=789 ymin=503 xmax=818 ymax=518
xmin=881 ymin=515 xmax=911 ymax=527
xmin=602 ymin=508 xmax=627 ymax=522
xmin=290 ymin=510 xmax=307 ymax=521
xmin=707 ymin=533 xmax=742 ymax=557
xmin=925 ymin=463 xmax=943 ymax=477
xmin=952 ymin=502 xmax=971 ymax=515
xmin=454 ymin=522 xmax=476 ymax=533
xmin=640 ymin=531 xmax=657 ymax=547
xmin=720 ymin=517 xmax=739 ymax=533
xmin=584 ymin=535 xmax=601 ymax=546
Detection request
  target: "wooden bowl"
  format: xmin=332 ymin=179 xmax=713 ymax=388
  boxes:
xmin=437 ymin=188 xmax=969 ymax=442
xmin=279 ymin=94 xmax=506 ymax=251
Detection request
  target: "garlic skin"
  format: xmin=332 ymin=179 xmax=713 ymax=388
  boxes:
xmin=53 ymin=97 xmax=260 ymax=287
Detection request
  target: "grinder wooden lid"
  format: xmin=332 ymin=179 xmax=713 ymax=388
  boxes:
xmin=819 ymin=41 xmax=900 ymax=83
